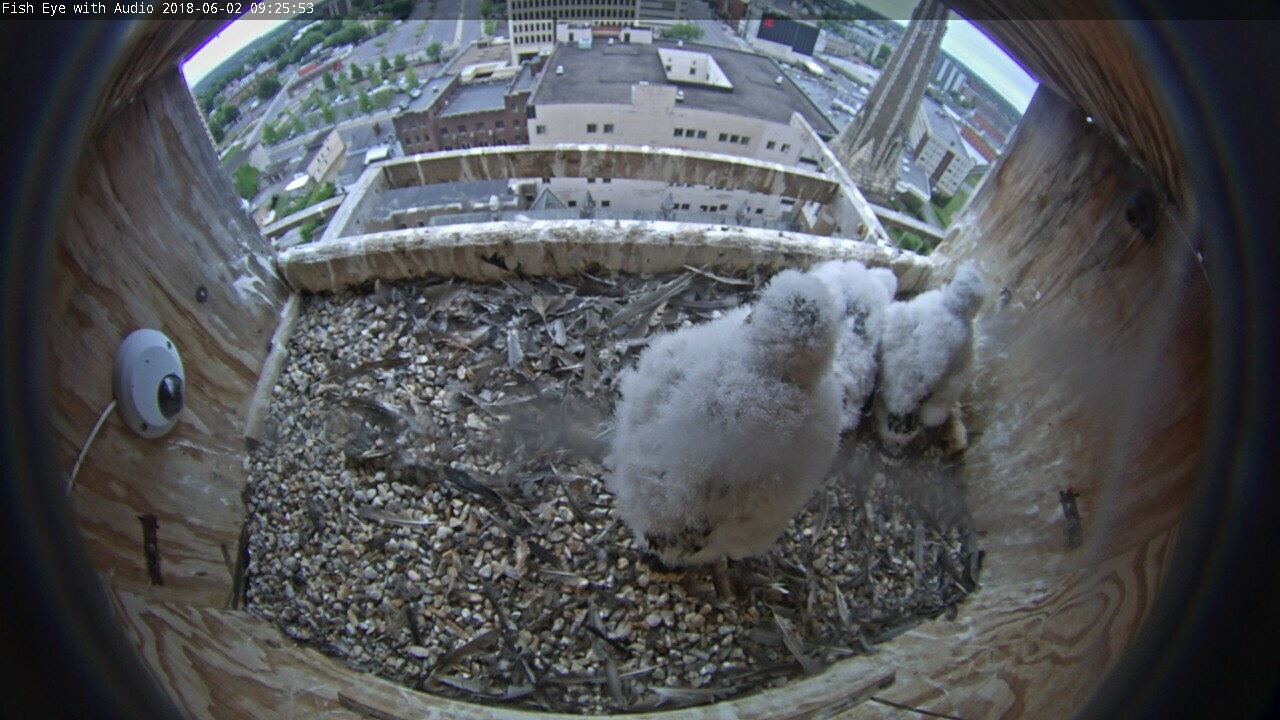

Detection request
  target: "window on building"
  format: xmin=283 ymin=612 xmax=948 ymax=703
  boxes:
xmin=674 ymin=128 xmax=684 ymax=137
xmin=766 ymin=140 xmax=776 ymax=150
xmin=586 ymin=123 xmax=598 ymax=133
xmin=679 ymin=203 xmax=690 ymax=210
xmin=739 ymin=136 xmax=750 ymax=145
xmin=476 ymin=122 xmax=486 ymax=130
xmin=602 ymin=178 xmax=612 ymax=184
xmin=755 ymin=208 xmax=764 ymax=214
xmin=781 ymin=143 xmax=791 ymax=152
xmin=730 ymin=134 xmax=739 ymax=143
xmin=587 ymin=178 xmax=597 ymax=184
xmin=697 ymin=130 xmax=706 ymax=139
xmin=689 ymin=67 xmax=696 ymax=75
xmin=496 ymin=120 xmax=505 ymax=129
xmin=458 ymin=125 xmax=467 ymax=133
xmin=718 ymin=133 xmax=728 ymax=142
xmin=603 ymin=123 xmax=614 ymax=133
xmin=441 ymin=127 xmax=450 ymax=135
xmin=568 ymin=200 xmax=577 ymax=207
xmin=601 ymin=200 xmax=610 ymax=207
xmin=719 ymin=204 xmax=729 ymax=211
xmin=536 ymin=124 xmax=546 ymax=134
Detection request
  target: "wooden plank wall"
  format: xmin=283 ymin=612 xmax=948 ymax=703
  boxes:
xmin=50 ymin=67 xmax=288 ymax=608
xmin=836 ymin=86 xmax=1208 ymax=718
xmin=949 ymin=3 xmax=1188 ymax=204
xmin=48 ymin=9 xmax=1209 ymax=718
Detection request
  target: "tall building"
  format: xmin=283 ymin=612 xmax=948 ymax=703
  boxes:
xmin=908 ymin=97 xmax=975 ymax=197
xmin=932 ymin=55 xmax=967 ymax=95
xmin=523 ymin=39 xmax=837 ymax=224
xmin=830 ymin=0 xmax=948 ymax=203
xmin=527 ymin=40 xmax=835 ymax=164
xmin=508 ymin=0 xmax=686 ymax=63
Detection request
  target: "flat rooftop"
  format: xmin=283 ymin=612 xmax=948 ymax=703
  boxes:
xmin=373 ymin=180 xmax=516 ymax=217
xmin=531 ymin=41 xmax=837 ymax=136
xmin=922 ymin=97 xmax=965 ymax=151
xmin=438 ymin=81 xmax=508 ymax=119
xmin=404 ymin=75 xmax=457 ymax=113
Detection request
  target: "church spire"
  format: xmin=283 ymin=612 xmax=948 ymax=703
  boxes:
xmin=831 ymin=0 xmax=949 ymax=203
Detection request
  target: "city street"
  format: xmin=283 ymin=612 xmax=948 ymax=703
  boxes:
xmin=687 ymin=0 xmax=750 ymax=51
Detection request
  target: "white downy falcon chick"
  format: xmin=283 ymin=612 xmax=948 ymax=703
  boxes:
xmin=874 ymin=261 xmax=987 ymax=449
xmin=605 ymin=270 xmax=843 ymax=567
xmin=809 ymin=259 xmax=899 ymax=434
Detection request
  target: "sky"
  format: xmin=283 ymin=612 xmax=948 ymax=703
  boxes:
xmin=182 ymin=15 xmax=294 ymax=88
xmin=181 ymin=2 xmax=1038 ymax=112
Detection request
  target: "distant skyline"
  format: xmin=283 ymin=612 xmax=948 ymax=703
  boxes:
xmin=182 ymin=2 xmax=1037 ymax=112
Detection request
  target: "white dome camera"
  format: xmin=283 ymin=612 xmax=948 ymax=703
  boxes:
xmin=113 ymin=329 xmax=185 ymax=438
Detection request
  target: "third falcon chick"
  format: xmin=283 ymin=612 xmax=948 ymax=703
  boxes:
xmin=874 ymin=261 xmax=987 ymax=449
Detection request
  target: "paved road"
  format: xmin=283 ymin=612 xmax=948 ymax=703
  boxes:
xmin=687 ymin=0 xmax=750 ymax=51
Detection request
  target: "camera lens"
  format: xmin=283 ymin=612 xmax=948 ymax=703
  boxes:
xmin=157 ymin=374 xmax=184 ymax=419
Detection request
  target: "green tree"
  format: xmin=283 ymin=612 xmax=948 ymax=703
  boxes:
xmin=373 ymin=18 xmax=391 ymax=34
xmin=370 ymin=66 xmax=383 ymax=86
xmin=231 ymin=163 xmax=261 ymax=200
xmin=256 ymin=75 xmax=282 ymax=101
xmin=426 ymin=40 xmax=442 ymax=62
xmin=357 ymin=87 xmax=373 ymax=113
xmin=299 ymin=218 xmax=323 ymax=243
xmin=321 ymin=105 xmax=336 ymax=124
xmin=379 ymin=55 xmax=392 ymax=73
xmin=372 ymin=87 xmax=395 ymax=110
xmin=261 ymin=121 xmax=280 ymax=145
xmin=338 ymin=74 xmax=352 ymax=96
xmin=324 ymin=24 xmax=369 ymax=49
xmin=663 ymin=23 xmax=704 ymax=41
xmin=393 ymin=52 xmax=407 ymax=70
xmin=291 ymin=116 xmax=305 ymax=136
xmin=874 ymin=43 xmax=892 ymax=68
xmin=350 ymin=63 xmax=364 ymax=81
xmin=404 ymin=67 xmax=419 ymax=88
xmin=323 ymin=71 xmax=337 ymax=91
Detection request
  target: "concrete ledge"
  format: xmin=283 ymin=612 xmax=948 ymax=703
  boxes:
xmin=277 ymin=219 xmax=932 ymax=293
xmin=381 ymin=143 xmax=841 ymax=203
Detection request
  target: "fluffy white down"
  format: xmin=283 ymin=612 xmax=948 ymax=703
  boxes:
xmin=605 ymin=270 xmax=842 ymax=566
xmin=809 ymin=260 xmax=898 ymax=433
xmin=875 ymin=261 xmax=986 ymax=446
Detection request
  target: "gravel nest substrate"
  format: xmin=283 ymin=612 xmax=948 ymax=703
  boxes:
xmin=243 ymin=269 xmax=984 ymax=714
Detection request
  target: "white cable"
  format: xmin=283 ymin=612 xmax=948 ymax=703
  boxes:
xmin=67 ymin=399 xmax=117 ymax=497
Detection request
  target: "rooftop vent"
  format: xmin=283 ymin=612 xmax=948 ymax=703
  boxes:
xmin=677 ymin=39 xmax=684 ymax=47
xmin=775 ymin=75 xmax=784 ymax=85
xmin=675 ymin=89 xmax=685 ymax=102
xmin=556 ymin=64 xmax=564 ymax=76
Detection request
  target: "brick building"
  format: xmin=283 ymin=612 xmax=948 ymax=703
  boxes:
xmin=393 ymin=66 xmax=536 ymax=155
